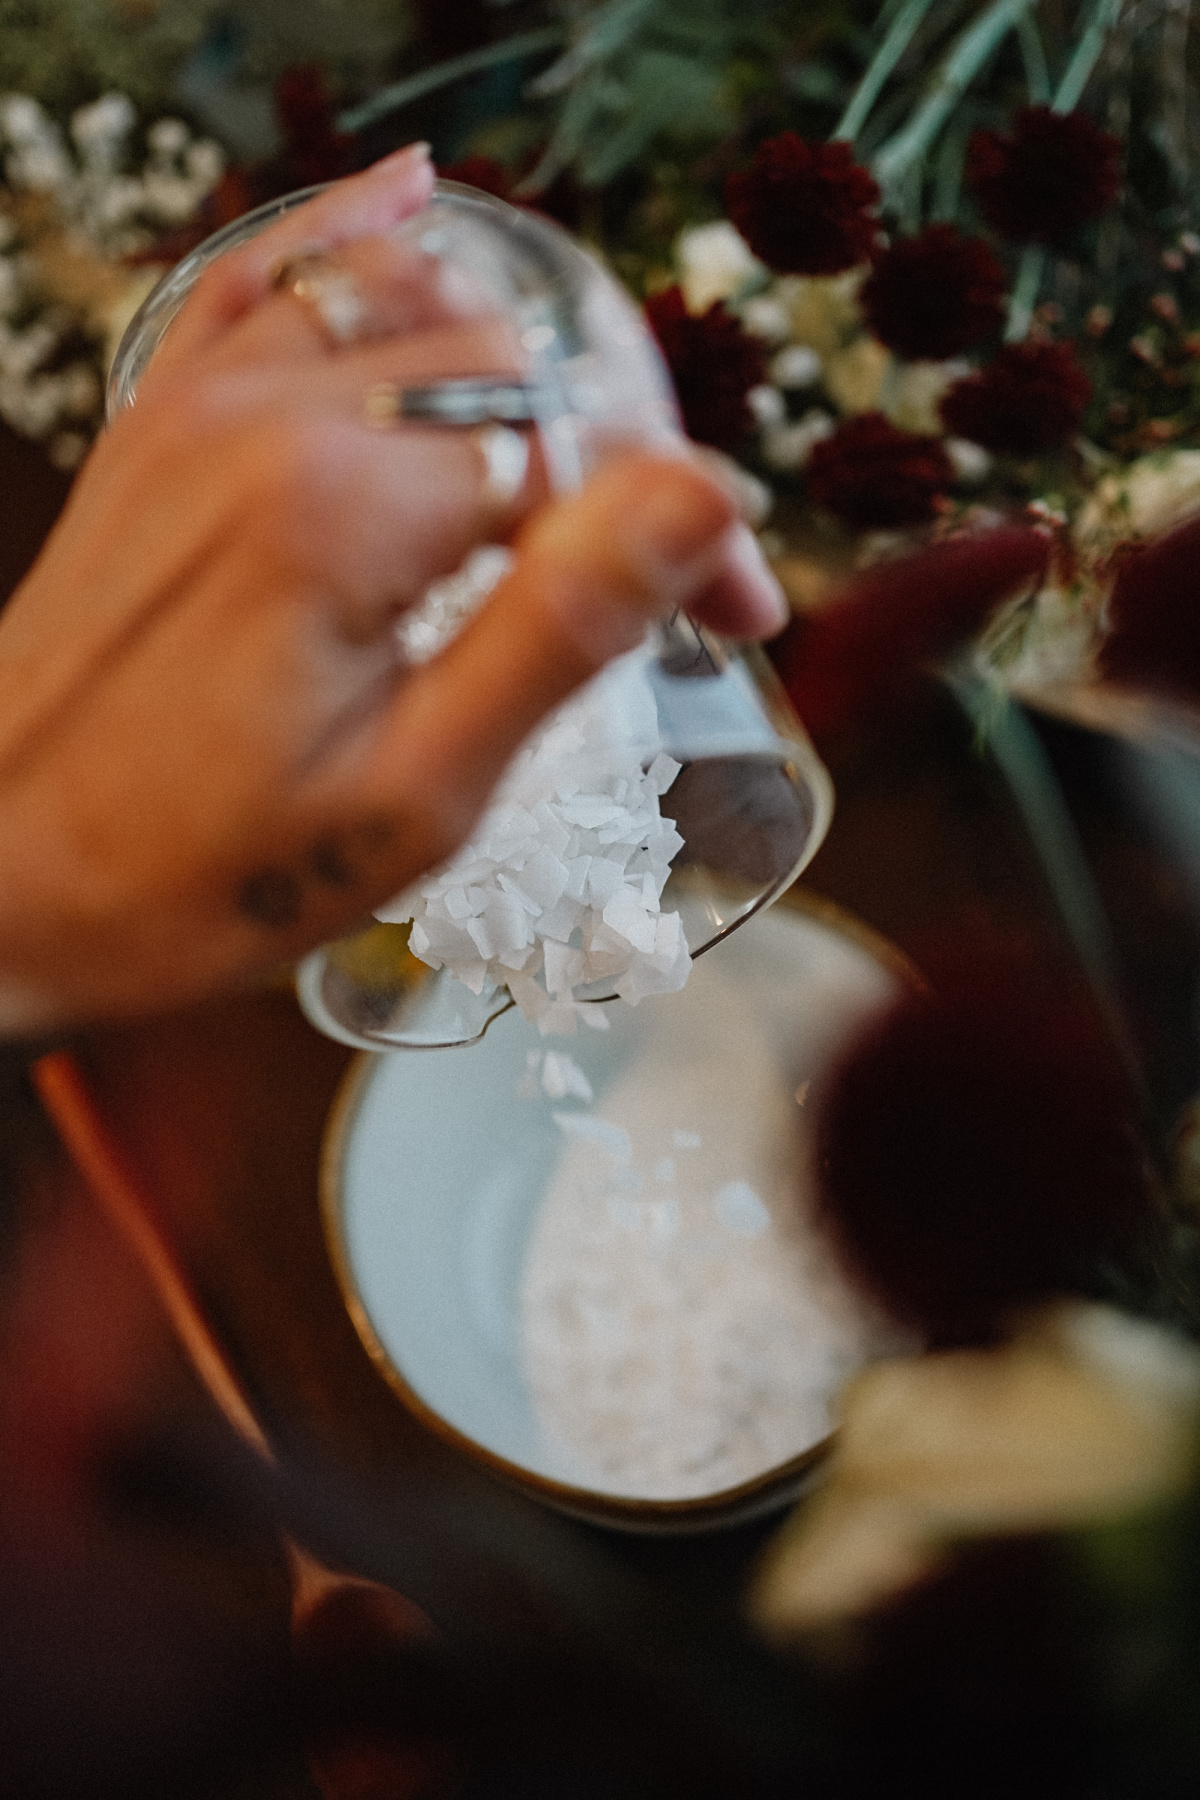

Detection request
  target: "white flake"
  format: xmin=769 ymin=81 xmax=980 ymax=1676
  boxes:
xmin=541 ymin=1052 xmax=594 ymax=1103
xmin=714 ymin=1181 xmax=771 ymax=1238
xmin=552 ymin=1112 xmax=631 ymax=1161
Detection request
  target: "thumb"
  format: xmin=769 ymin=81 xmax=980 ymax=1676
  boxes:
xmin=356 ymin=451 xmax=786 ymax=872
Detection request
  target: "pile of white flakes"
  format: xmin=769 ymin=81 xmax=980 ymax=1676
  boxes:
xmin=378 ymin=551 xmax=692 ymax=1034
xmin=512 ymin=913 xmax=905 ymax=1501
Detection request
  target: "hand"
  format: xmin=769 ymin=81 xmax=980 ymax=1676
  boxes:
xmin=0 ymin=146 xmax=788 ymax=1034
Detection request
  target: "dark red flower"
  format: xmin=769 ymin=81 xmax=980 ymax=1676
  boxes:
xmin=275 ymin=65 xmax=352 ymax=186
xmin=438 ymin=155 xmax=584 ymax=230
xmin=725 ymin=133 xmax=880 ymax=275
xmin=814 ymin=932 xmax=1150 ymax=1343
xmin=770 ymin=525 xmax=1051 ymax=741
xmin=966 ymin=105 xmax=1122 ymax=246
xmin=859 ymin=225 xmax=1007 ymax=361
xmin=805 ymin=413 xmax=954 ymax=530
xmin=939 ymin=341 xmax=1092 ymax=455
xmin=644 ymin=285 xmax=767 ymax=450
xmin=438 ymin=155 xmax=516 ymax=201
xmin=1098 ymin=512 xmax=1200 ymax=704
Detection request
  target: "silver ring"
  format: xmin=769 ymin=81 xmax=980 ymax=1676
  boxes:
xmin=272 ymin=248 xmax=365 ymax=348
xmin=363 ymin=377 xmax=555 ymax=429
xmin=473 ymin=424 xmax=530 ymax=512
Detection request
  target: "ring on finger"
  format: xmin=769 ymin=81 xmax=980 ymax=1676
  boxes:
xmin=363 ymin=377 xmax=551 ymax=429
xmin=272 ymin=247 xmax=366 ymax=348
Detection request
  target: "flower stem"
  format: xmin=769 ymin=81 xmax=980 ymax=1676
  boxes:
xmin=833 ymin=0 xmax=940 ymax=144
xmin=1017 ymin=9 xmax=1051 ymax=104
xmin=949 ymin=672 xmax=1131 ymax=1069
xmin=1052 ymin=0 xmax=1124 ymax=114
xmin=872 ymin=0 xmax=1037 ymax=199
xmin=932 ymin=113 xmax=973 ymax=219
xmin=338 ymin=26 xmax=567 ymax=134
xmin=1005 ymin=243 xmax=1047 ymax=340
xmin=527 ymin=0 xmax=657 ymax=97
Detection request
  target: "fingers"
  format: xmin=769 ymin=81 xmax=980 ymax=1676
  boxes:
xmin=300 ymin=314 xmax=529 ymax=400
xmin=252 ymin=417 xmax=548 ymax=630
xmin=683 ymin=521 xmax=794 ymax=640
xmin=339 ymin=453 xmax=788 ymax=874
xmin=209 ymin=231 xmax=501 ymax=371
xmin=147 ymin=142 xmax=436 ymax=379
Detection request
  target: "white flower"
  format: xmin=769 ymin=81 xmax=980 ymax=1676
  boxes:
xmin=750 ymin=1302 xmax=1200 ymax=1635
xmin=769 ymin=343 xmax=823 ymax=389
xmin=824 ymin=336 xmax=889 ymax=416
xmin=71 ymin=93 xmax=136 ymax=169
xmin=674 ymin=220 xmax=764 ymax=315
xmin=0 ymin=90 xmax=222 ymax=456
xmin=185 ymin=140 xmax=225 ymax=189
xmin=146 ymin=118 xmax=190 ymax=161
xmin=142 ymin=170 xmax=207 ymax=225
xmin=1076 ymin=449 xmax=1200 ymax=550
xmin=740 ymin=293 xmax=793 ymax=343
xmin=761 ymin=408 xmax=835 ymax=472
xmin=884 ymin=357 xmax=968 ymax=435
xmin=11 ymin=143 xmax=73 ymax=192
xmin=0 ymin=318 xmax=60 ymax=379
xmin=746 ymin=382 xmax=786 ymax=426
xmin=0 ymin=94 xmax=49 ymax=140
xmin=0 ymin=93 xmax=73 ymax=193
xmin=945 ymin=437 xmax=992 ymax=484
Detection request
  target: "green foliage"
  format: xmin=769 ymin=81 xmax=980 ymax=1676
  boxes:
xmin=347 ymin=0 xmax=864 ymax=188
xmin=202 ymin=0 xmax=411 ymax=89
xmin=0 ymin=1 xmax=413 ymax=123
xmin=521 ymin=0 xmax=864 ymax=187
xmin=0 ymin=0 xmax=219 ymax=114
xmin=1066 ymin=1489 xmax=1200 ymax=1793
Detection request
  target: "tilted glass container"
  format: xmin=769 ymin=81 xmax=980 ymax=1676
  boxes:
xmin=109 ymin=180 xmax=834 ymax=1050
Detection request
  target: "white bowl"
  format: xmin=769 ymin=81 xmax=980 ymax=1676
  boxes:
xmin=320 ymin=894 xmax=909 ymax=1532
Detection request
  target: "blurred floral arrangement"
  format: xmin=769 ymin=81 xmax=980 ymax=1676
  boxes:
xmin=3 ymin=1 xmax=1200 ymax=696
xmin=0 ymin=92 xmax=226 ymax=466
xmin=0 ymin=0 xmax=406 ymax=464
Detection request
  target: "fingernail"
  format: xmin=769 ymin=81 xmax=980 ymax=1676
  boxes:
xmin=721 ymin=522 xmax=791 ymax=632
xmin=378 ymin=140 xmax=432 ymax=171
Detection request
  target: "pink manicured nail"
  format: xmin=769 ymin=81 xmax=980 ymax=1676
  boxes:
xmin=376 ymin=141 xmax=432 ymax=171
xmin=720 ymin=521 xmax=790 ymax=632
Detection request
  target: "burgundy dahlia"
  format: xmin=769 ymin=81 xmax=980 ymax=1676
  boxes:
xmin=770 ymin=525 xmax=1051 ymax=741
xmin=725 ymin=133 xmax=880 ymax=276
xmin=939 ymin=341 xmax=1092 ymax=455
xmin=1099 ymin=512 xmax=1200 ymax=704
xmin=274 ymin=65 xmax=352 ymax=186
xmin=814 ymin=932 xmax=1149 ymax=1344
xmin=966 ymin=105 xmax=1122 ymax=246
xmin=805 ymin=413 xmax=954 ymax=530
xmin=860 ymin=225 xmax=1007 ymax=361
xmin=644 ymin=286 xmax=768 ymax=450
xmin=438 ymin=155 xmax=516 ymax=200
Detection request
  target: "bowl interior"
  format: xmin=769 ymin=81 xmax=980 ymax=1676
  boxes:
xmin=322 ymin=897 xmax=905 ymax=1524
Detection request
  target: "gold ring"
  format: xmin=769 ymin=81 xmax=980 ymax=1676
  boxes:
xmin=272 ymin=248 xmax=365 ymax=348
